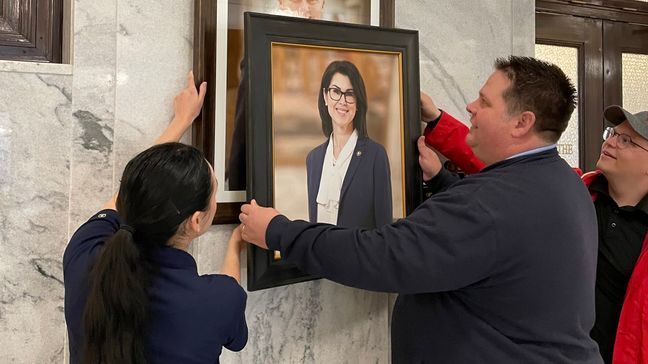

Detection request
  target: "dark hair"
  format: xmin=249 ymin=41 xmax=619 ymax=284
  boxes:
xmin=82 ymin=142 xmax=213 ymax=364
xmin=318 ymin=60 xmax=368 ymax=137
xmin=494 ymin=56 xmax=577 ymax=142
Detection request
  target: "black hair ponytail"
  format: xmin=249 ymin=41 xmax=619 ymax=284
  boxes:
xmin=82 ymin=143 xmax=212 ymax=363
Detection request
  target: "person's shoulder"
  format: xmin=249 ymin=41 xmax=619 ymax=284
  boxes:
xmin=360 ymin=137 xmax=388 ymax=157
xmin=361 ymin=137 xmax=383 ymax=149
xmin=64 ymin=209 xmax=119 ymax=268
xmin=307 ymin=141 xmax=328 ymax=158
xmin=199 ymin=274 xmax=247 ymax=305
xmin=580 ymin=170 xmax=603 ymax=187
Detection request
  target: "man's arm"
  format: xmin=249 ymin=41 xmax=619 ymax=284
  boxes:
xmin=420 ymin=92 xmax=485 ymax=175
xmin=242 ymin=183 xmax=497 ymax=295
xmin=417 ymin=135 xmax=460 ymax=198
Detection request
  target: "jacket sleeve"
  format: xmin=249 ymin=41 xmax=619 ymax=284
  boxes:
xmin=373 ymin=145 xmax=393 ymax=227
xmin=613 ymin=249 xmax=648 ymax=363
xmin=266 ymin=183 xmax=497 ymax=294
xmin=423 ymin=168 xmax=461 ymax=199
xmin=215 ymin=275 xmax=248 ymax=352
xmin=424 ymin=112 xmax=485 ymax=174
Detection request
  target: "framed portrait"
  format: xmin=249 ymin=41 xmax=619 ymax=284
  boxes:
xmin=192 ymin=0 xmax=395 ymax=224
xmin=245 ymin=12 xmax=421 ymax=291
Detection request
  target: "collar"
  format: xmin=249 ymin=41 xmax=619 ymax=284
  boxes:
xmin=482 ymin=147 xmax=559 ymax=173
xmin=326 ymin=129 xmax=358 ymax=163
xmin=148 ymin=245 xmax=198 ymax=271
xmin=590 ymin=174 xmax=648 ymax=214
xmin=506 ymin=143 xmax=557 ymax=160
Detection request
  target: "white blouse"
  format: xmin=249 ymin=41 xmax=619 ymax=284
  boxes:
xmin=316 ymin=130 xmax=358 ymax=224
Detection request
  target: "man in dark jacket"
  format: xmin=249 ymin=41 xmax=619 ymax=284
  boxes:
xmin=239 ymin=56 xmax=603 ymax=363
xmin=418 ymin=97 xmax=648 ymax=363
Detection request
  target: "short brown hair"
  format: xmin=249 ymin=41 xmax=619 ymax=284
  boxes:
xmin=495 ymin=56 xmax=577 ymax=142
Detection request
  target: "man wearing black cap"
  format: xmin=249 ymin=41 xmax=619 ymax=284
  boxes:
xmin=416 ymin=102 xmax=648 ymax=363
xmin=590 ymin=105 xmax=648 ymax=363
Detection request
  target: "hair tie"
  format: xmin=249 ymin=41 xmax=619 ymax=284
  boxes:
xmin=119 ymin=224 xmax=136 ymax=235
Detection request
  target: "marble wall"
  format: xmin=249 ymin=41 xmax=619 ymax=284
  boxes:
xmin=0 ymin=1 xmax=533 ymax=363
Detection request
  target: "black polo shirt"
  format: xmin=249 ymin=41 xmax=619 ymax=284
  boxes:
xmin=63 ymin=209 xmax=247 ymax=364
xmin=589 ymin=175 xmax=648 ymax=363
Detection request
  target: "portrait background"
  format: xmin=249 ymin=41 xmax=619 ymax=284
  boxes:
xmin=271 ymin=44 xmax=404 ymax=221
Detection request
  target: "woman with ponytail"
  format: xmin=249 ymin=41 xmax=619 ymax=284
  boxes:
xmin=63 ymin=72 xmax=248 ymax=364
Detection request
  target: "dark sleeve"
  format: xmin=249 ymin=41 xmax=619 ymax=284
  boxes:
xmin=211 ymin=275 xmax=248 ymax=352
xmin=373 ymin=145 xmax=393 ymax=227
xmin=266 ymin=184 xmax=497 ymax=294
xmin=422 ymin=167 xmax=460 ymax=199
xmin=63 ymin=209 xmax=120 ymax=271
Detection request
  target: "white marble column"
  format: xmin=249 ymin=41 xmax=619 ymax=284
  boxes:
xmin=0 ymin=70 xmax=73 ymax=363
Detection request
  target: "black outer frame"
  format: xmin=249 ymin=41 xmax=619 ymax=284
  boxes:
xmin=245 ymin=12 xmax=422 ymax=291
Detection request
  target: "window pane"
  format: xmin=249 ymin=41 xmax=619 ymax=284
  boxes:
xmin=622 ymin=53 xmax=648 ymax=114
xmin=535 ymin=44 xmax=580 ymax=167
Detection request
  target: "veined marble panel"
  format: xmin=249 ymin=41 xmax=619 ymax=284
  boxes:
xmin=69 ymin=0 xmax=118 ymax=230
xmin=0 ymin=72 xmax=72 ymax=363
xmin=512 ymin=0 xmax=536 ymax=57
xmin=113 ymin=0 xmax=194 ymax=176
xmin=397 ymin=0 xmax=535 ymax=122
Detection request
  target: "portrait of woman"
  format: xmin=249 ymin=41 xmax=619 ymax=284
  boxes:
xmin=306 ymin=60 xmax=393 ymax=229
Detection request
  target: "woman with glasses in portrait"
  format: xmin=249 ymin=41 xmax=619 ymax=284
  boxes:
xmin=305 ymin=60 xmax=393 ymax=229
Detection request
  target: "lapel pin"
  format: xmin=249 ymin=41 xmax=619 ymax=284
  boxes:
xmin=356 ymin=151 xmax=362 ymax=157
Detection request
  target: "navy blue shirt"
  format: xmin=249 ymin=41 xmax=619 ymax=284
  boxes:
xmin=63 ymin=209 xmax=247 ymax=364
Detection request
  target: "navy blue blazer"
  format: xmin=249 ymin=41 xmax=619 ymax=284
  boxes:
xmin=306 ymin=136 xmax=393 ymax=229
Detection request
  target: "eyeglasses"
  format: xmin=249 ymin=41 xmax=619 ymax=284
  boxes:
xmin=603 ymin=126 xmax=648 ymax=152
xmin=325 ymin=87 xmax=356 ymax=104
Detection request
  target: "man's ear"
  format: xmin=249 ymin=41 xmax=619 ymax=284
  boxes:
xmin=511 ymin=111 xmax=536 ymax=138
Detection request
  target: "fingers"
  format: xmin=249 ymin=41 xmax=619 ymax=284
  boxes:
xmin=239 ymin=211 xmax=248 ymax=224
xmin=187 ymin=70 xmax=195 ymax=90
xmin=417 ymin=136 xmax=430 ymax=153
xmin=240 ymin=203 xmax=252 ymax=214
xmin=251 ymin=199 xmax=258 ymax=207
xmin=198 ymin=82 xmax=207 ymax=103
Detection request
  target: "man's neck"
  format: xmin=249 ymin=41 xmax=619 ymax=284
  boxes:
xmin=607 ymin=176 xmax=648 ymax=207
xmin=485 ymin=140 xmax=554 ymax=166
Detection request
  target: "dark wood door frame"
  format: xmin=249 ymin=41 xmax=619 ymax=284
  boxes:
xmin=603 ymin=21 xmax=648 ymax=109
xmin=536 ymin=0 xmax=648 ymax=171
xmin=536 ymin=12 xmax=604 ymax=171
xmin=537 ymin=0 xmax=648 ymax=24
